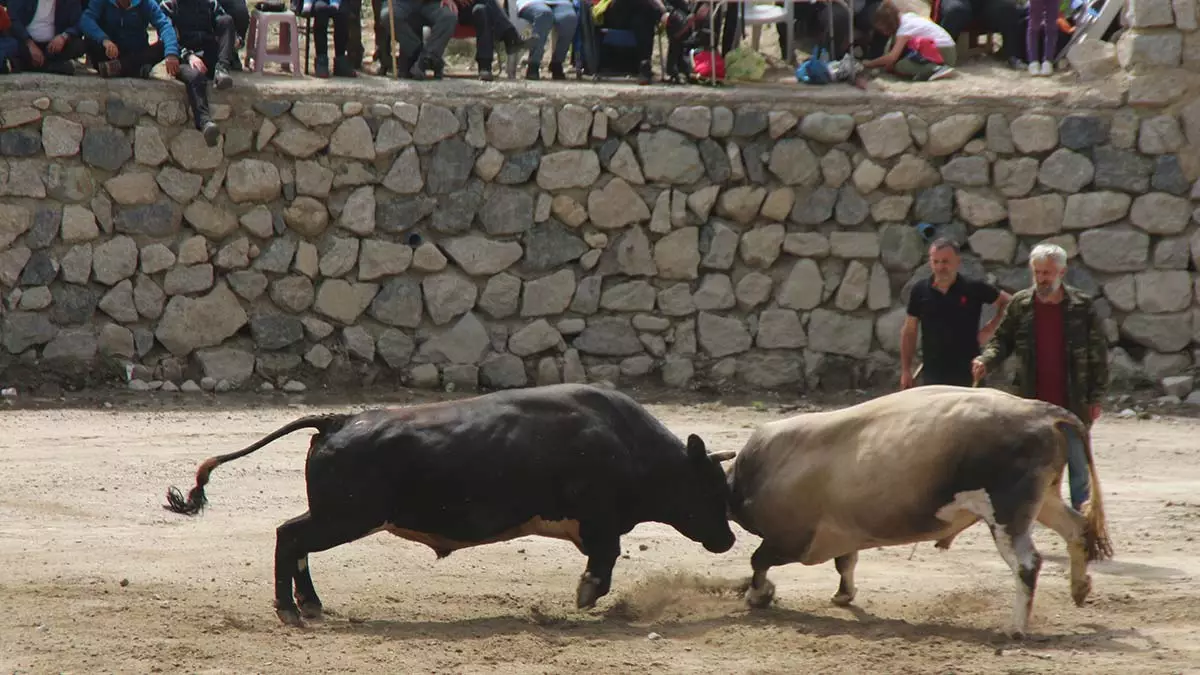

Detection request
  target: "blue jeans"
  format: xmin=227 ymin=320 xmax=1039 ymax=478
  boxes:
xmin=519 ymin=1 xmax=577 ymax=68
xmin=1063 ymin=424 xmax=1091 ymax=511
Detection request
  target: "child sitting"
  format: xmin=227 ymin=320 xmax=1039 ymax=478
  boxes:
xmin=863 ymin=0 xmax=956 ymax=81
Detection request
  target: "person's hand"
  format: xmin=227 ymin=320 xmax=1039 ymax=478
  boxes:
xmin=1090 ymin=404 xmax=1102 ymax=422
xmin=442 ymin=0 xmax=457 ymax=12
xmin=165 ymin=54 xmax=180 ymax=76
xmin=971 ymin=358 xmax=987 ymax=384
xmin=27 ymin=41 xmax=45 ymax=66
xmin=48 ymin=34 xmax=67 ymax=54
xmin=103 ymin=40 xmax=120 ymax=59
xmin=660 ymin=10 xmax=669 ymax=24
xmin=188 ymin=54 xmax=206 ymax=73
xmin=900 ymin=370 xmax=914 ymax=390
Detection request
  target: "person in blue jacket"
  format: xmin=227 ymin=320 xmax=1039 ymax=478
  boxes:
xmin=79 ymin=0 xmax=180 ymax=78
xmin=4 ymin=0 xmax=87 ymax=74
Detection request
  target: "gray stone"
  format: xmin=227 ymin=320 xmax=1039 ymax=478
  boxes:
xmin=239 ymin=206 xmax=275 ymax=239
xmin=698 ymin=139 xmax=731 ymax=183
xmin=45 ymin=166 xmax=96 ymax=204
xmin=557 ymin=318 xmax=586 ymax=335
xmin=994 ymin=157 xmax=1039 ymax=198
xmin=1130 ymin=193 xmax=1191 ymax=234
xmin=877 ymin=225 xmax=923 ymax=272
xmin=60 ymin=245 xmax=92 ymax=285
xmin=270 ymin=275 xmax=315 ymax=312
xmin=18 ymin=251 xmax=57 ymax=286
xmin=620 ymin=355 xmax=654 ymax=377
xmin=1138 ymin=115 xmax=1185 ymax=155
xmin=1080 ymin=227 xmax=1150 ymax=272
xmin=441 ymin=236 xmax=523 ymax=276
xmin=588 ymin=177 xmax=650 ymax=229
xmin=227 ymin=270 xmax=268 ymax=301
xmin=789 ymin=185 xmax=838 ymax=225
xmin=195 ymin=347 xmax=256 ymax=386
xmin=41 ymin=327 xmax=97 ymax=365
xmin=336 ymin=186 xmax=376 ymax=236
xmin=1058 ymin=115 xmax=1109 ymax=150
xmin=163 ymin=264 xmax=214 ymax=296
xmin=969 ymin=229 xmax=1017 ymax=263
xmin=496 ymin=150 xmax=541 ymax=185
xmin=155 ymin=166 xmax=204 ymax=204
xmin=606 ymin=141 xmax=646 ymax=184
xmin=59 ymin=205 xmax=98 ymax=244
xmin=718 ymin=186 xmax=767 ymax=225
xmin=914 ymin=186 xmax=954 ymax=224
xmin=22 ymin=208 xmax=59 ymax=250
xmin=657 ymin=283 xmax=696 ymax=316
xmin=317 ymin=237 xmax=359 ymax=278
xmin=155 ymin=284 xmax=248 ymax=356
xmin=835 ymin=260 xmax=870 ymax=311
xmin=761 ymin=188 xmax=794 ymax=222
xmin=638 ymin=130 xmax=705 ymax=184
xmin=521 ymin=269 xmax=575 ymax=317
xmin=509 ymin=319 xmax=564 ymax=356
xmin=284 ymin=197 xmax=329 ymax=239
xmin=480 ymin=354 xmax=528 ymax=389
xmin=1093 ymin=146 xmax=1153 ymax=193
xmin=777 ymin=259 xmax=824 ymax=310
xmin=537 ymin=150 xmax=601 ymax=190
xmin=1010 ymin=114 xmax=1058 ymax=153
xmin=81 ymin=128 xmax=132 ymax=172
xmin=290 ymin=102 xmax=341 ymax=127
xmin=301 ymin=316 xmax=335 ymax=340
xmin=655 ymin=227 xmax=700 ymax=280
xmin=835 ymin=187 xmax=871 ymax=226
xmin=226 ymin=159 xmax=282 ymax=203
xmin=820 ymin=150 xmax=852 ymax=188
xmin=98 ymin=324 xmax=135 ymax=359
xmin=668 ymin=106 xmax=712 ymax=139
xmin=732 ymin=108 xmax=768 ymax=136
xmin=113 ymin=200 xmax=182 ymax=238
xmin=1135 ymin=270 xmax=1192 ymax=313
xmin=411 ymin=104 xmax=460 ymax=145
xmin=956 ymin=189 xmax=1008 ymax=228
xmin=570 ymin=275 xmax=603 ymax=314
xmin=661 ymin=357 xmax=694 ymax=388
xmin=687 ymin=185 xmax=720 ymax=221
xmin=701 ymin=221 xmax=740 ymax=270
xmin=16 ymin=286 xmax=51 ymax=310
xmin=92 ymin=236 xmax=138 ymax=286
xmin=1038 ymin=149 xmax=1095 ymax=193
xmin=0 ymin=246 xmax=31 ymax=287
xmin=312 ymin=279 xmax=379 ymax=325
xmin=697 ymin=312 xmax=751 ymax=358
xmin=807 ymin=309 xmax=873 ymax=358
xmin=857 ymin=112 xmax=911 ymax=158
xmin=1062 ymin=192 xmax=1132 ymax=230
xmin=184 ymin=200 xmax=238 ymax=240
xmin=1122 ymin=313 xmax=1192 ymax=352
xmin=377 ymin=194 xmax=437 ymax=233
xmin=170 ymin=129 xmax=223 ymax=170
xmin=341 ymin=325 xmax=375 ymax=362
xmin=251 ymin=238 xmax=296 ymax=275
xmin=382 ymin=147 xmax=424 ymax=194
xmin=376 ymin=329 xmax=415 ymax=369
xmin=738 ymin=223 xmax=784 ymax=268
xmin=830 ymin=231 xmax=880 ymax=258
xmin=799 ymin=112 xmax=855 ymax=143
xmin=421 ymin=271 xmax=477 ymax=325
xmin=41 ymin=116 xmax=83 ymax=157
xmin=1 ymin=130 xmax=41 ymax=157
xmin=737 ymin=353 xmax=802 ymax=388
xmin=2 ymin=311 xmax=58 ymax=353
xmin=485 ymin=104 xmax=541 ymax=150
xmin=607 ymin=225 xmax=657 ymax=277
xmin=133 ymin=275 xmax=165 ymax=319
xmin=98 ymin=279 xmax=138 ymax=323
xmin=557 ymin=104 xmax=591 ymax=146
xmin=574 ymin=317 xmax=643 ymax=356
xmin=251 ymin=314 xmax=305 ymax=350
xmin=940 ymin=156 xmax=990 ymax=186
xmin=768 ymin=138 xmax=820 ymax=186
xmin=425 ymin=138 xmax=474 ymax=195
xmin=602 ymin=280 xmax=657 ymax=311
xmin=925 ymin=114 xmax=985 ymax=156
xmin=535 ymin=357 xmax=561 ymax=386
xmin=523 ymin=220 xmax=589 ymax=271
xmin=329 ymin=117 xmax=375 ymax=160
xmin=756 ymin=309 xmax=806 ymax=349
xmin=693 ymin=274 xmax=736 ymax=311
xmin=1155 ymin=237 xmax=1191 ymax=269
xmin=357 ymin=239 xmax=413 ymax=281
xmin=1008 ymin=194 xmax=1064 ymax=235
xmin=868 ymin=262 xmax=892 ymax=310
xmin=1152 ymin=156 xmax=1190 ymax=196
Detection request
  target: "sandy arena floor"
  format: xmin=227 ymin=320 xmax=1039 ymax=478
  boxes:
xmin=1 ymin=394 xmax=1198 ymax=674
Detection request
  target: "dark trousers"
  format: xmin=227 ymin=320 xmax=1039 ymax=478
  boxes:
xmin=936 ymin=0 xmax=1024 ymax=60
xmin=308 ymin=0 xmax=355 ymax=57
xmin=920 ymin=366 xmax=974 ymax=388
xmin=377 ymin=0 xmax=456 ymax=68
xmin=88 ymin=40 xmax=167 ymax=77
xmin=601 ymin=0 xmax=657 ymax=64
xmin=218 ymin=0 xmax=250 ymax=39
xmin=16 ymin=34 xmax=87 ymax=71
xmin=460 ymin=0 xmax=517 ymax=68
xmin=178 ymin=16 xmax=237 ymax=128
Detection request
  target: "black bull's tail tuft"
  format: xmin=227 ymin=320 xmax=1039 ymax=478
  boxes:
xmin=162 ymin=413 xmax=353 ymax=516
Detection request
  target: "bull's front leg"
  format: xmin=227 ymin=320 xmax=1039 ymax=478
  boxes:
xmin=745 ymin=543 xmax=785 ymax=609
xmin=576 ymin=525 xmax=621 ymax=610
xmin=831 ymin=552 xmax=858 ymax=606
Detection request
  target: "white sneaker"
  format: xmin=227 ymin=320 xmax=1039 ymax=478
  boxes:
xmin=1040 ymin=60 xmax=1053 ymax=76
xmin=1028 ymin=61 xmax=1039 ymax=75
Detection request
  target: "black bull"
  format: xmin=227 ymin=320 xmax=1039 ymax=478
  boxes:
xmin=163 ymin=383 xmax=736 ymax=626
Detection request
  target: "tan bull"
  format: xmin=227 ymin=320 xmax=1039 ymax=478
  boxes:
xmin=725 ymin=385 xmax=1113 ymax=638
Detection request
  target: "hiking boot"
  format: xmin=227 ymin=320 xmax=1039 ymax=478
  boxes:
xmin=201 ymin=121 xmax=220 ymax=147
xmin=315 ymin=54 xmax=330 ymax=78
xmin=430 ymin=56 xmax=445 ymax=79
xmin=333 ymin=55 xmax=357 ymax=77
xmin=214 ymin=64 xmax=233 ymax=89
xmin=637 ymin=60 xmax=653 ymax=85
xmin=478 ymin=62 xmax=494 ymax=81
xmin=549 ymin=61 xmax=566 ymax=80
xmin=525 ymin=63 xmax=539 ymax=80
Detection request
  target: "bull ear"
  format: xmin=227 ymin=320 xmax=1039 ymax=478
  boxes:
xmin=708 ymin=450 xmax=736 ymax=463
xmin=686 ymin=434 xmax=706 ymax=462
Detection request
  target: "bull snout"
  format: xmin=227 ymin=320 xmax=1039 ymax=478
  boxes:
xmin=703 ymin=528 xmax=736 ymax=554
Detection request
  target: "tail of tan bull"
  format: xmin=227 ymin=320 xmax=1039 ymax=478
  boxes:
xmin=1055 ymin=418 xmax=1114 ymax=562
xmin=163 ymin=413 xmax=352 ymax=516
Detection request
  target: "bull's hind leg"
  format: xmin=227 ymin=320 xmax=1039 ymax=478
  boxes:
xmin=831 ymin=552 xmax=858 ymax=606
xmin=274 ymin=511 xmax=378 ymax=627
xmin=1036 ymin=495 xmax=1093 ymax=607
xmin=575 ymin=524 xmax=620 ymax=610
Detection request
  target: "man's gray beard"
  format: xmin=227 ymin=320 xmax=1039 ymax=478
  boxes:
xmin=1035 ymin=279 xmax=1062 ymax=298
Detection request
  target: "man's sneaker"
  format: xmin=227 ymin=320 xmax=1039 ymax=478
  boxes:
xmin=214 ymin=64 xmax=233 ymax=89
xmin=314 ymin=55 xmax=330 ymax=78
xmin=1027 ymin=60 xmax=1039 ymax=76
xmin=333 ymin=55 xmax=356 ymax=77
xmin=929 ymin=65 xmax=956 ymax=81
xmin=1040 ymin=60 xmax=1053 ymax=76
xmin=549 ymin=61 xmax=565 ymax=80
xmin=202 ymin=121 xmax=220 ymax=147
xmin=478 ymin=63 xmax=494 ymax=81
xmin=525 ymin=63 xmax=539 ymax=80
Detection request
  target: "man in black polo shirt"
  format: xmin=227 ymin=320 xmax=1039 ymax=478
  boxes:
xmin=900 ymin=238 xmax=1011 ymax=388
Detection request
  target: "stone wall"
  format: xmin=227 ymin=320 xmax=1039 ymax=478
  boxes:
xmin=1118 ymin=0 xmax=1200 ymax=106
xmin=1 ymin=83 xmax=1199 ymax=395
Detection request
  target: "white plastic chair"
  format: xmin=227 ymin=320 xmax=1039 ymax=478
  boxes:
xmin=742 ymin=1 xmax=789 ymax=52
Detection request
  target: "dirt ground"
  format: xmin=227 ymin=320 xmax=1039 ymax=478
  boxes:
xmin=2 ymin=392 xmax=1199 ymax=675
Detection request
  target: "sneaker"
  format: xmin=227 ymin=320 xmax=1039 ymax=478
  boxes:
xmin=549 ymin=61 xmax=565 ymax=80
xmin=1027 ymin=60 xmax=1039 ymax=76
xmin=314 ymin=55 xmax=330 ymax=78
xmin=525 ymin=63 xmax=539 ymax=80
xmin=478 ymin=62 xmax=494 ymax=81
xmin=928 ymin=65 xmax=956 ymax=81
xmin=333 ymin=55 xmax=357 ymax=78
xmin=214 ymin=64 xmax=233 ymax=89
xmin=201 ymin=121 xmax=220 ymax=147
xmin=1040 ymin=60 xmax=1053 ymax=76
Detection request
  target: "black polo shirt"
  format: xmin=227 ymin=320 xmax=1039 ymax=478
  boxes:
xmin=906 ymin=275 xmax=1000 ymax=385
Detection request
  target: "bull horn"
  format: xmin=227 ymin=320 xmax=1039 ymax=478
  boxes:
xmin=708 ymin=450 xmax=736 ymax=462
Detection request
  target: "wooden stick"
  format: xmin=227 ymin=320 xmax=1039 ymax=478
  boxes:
xmin=387 ymin=0 xmax=400 ymax=79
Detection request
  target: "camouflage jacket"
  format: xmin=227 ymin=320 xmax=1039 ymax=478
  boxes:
xmin=978 ymin=284 xmax=1108 ymax=423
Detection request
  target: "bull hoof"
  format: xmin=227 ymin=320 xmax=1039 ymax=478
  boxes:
xmin=934 ymin=538 xmax=954 ymax=551
xmin=276 ymin=607 xmax=305 ymax=627
xmin=831 ymin=591 xmax=856 ymax=607
xmin=1005 ymin=627 xmax=1027 ymax=641
xmin=745 ymin=579 xmax=775 ymax=609
xmin=299 ymin=601 xmax=324 ymax=619
xmin=576 ymin=573 xmax=602 ymax=609
xmin=1071 ymin=574 xmax=1093 ymax=607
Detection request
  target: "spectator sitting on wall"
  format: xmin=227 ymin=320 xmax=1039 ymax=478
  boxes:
xmin=514 ymin=0 xmax=577 ymax=80
xmin=376 ymin=0 xmax=456 ymax=79
xmin=160 ymin=0 xmax=235 ymax=147
xmin=294 ymin=0 xmax=359 ymax=77
xmin=862 ymin=0 xmax=956 ymax=81
xmin=444 ymin=0 xmax=529 ymax=81
xmin=215 ymin=0 xmax=246 ymax=67
xmin=4 ymin=0 xmax=88 ymax=75
xmin=80 ymin=0 xmax=181 ymax=79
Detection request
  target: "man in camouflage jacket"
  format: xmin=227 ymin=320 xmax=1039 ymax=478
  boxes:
xmin=972 ymin=242 xmax=1109 ymax=511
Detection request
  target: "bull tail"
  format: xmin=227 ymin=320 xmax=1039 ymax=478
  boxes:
xmin=1057 ymin=418 xmax=1114 ymax=562
xmin=163 ymin=413 xmax=353 ymax=516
